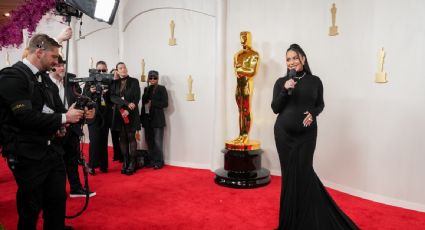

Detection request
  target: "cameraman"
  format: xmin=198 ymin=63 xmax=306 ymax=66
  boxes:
xmin=48 ymin=56 xmax=96 ymax=198
xmin=0 ymin=34 xmax=89 ymax=230
xmin=83 ymin=61 xmax=113 ymax=174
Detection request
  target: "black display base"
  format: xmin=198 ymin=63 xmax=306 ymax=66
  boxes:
xmin=214 ymin=149 xmax=271 ymax=188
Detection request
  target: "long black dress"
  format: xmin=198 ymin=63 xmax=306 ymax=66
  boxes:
xmin=271 ymin=72 xmax=359 ymax=230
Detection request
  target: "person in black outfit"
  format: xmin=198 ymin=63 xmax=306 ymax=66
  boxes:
xmin=271 ymin=44 xmax=358 ymax=230
xmin=141 ymin=70 xmax=168 ymax=169
xmin=84 ymin=61 xmax=115 ymax=174
xmin=47 ymin=56 xmax=96 ymax=198
xmin=109 ymin=68 xmax=123 ymax=162
xmin=110 ymin=62 xmax=141 ymax=175
xmin=0 ymin=34 xmax=86 ymax=230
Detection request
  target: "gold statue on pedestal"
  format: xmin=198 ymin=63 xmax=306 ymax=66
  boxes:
xmin=225 ymin=31 xmax=260 ymax=151
xmin=375 ymin=47 xmax=388 ymax=83
xmin=329 ymin=3 xmax=339 ymax=36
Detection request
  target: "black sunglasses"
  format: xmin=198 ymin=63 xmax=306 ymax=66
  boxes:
xmin=149 ymin=77 xmax=158 ymax=80
xmin=97 ymin=69 xmax=107 ymax=73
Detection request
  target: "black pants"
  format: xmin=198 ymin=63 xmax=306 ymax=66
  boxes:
xmin=10 ymin=149 xmax=66 ymax=230
xmin=63 ymin=131 xmax=82 ymax=191
xmin=88 ymin=119 xmax=109 ymax=170
xmin=144 ymin=127 xmax=164 ymax=166
xmin=111 ymin=129 xmax=122 ymax=160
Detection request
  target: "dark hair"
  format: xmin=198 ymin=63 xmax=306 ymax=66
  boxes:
xmin=286 ymin=43 xmax=312 ymax=75
xmin=57 ymin=55 xmax=66 ymax=64
xmin=116 ymin=62 xmax=125 ymax=69
xmin=148 ymin=70 xmax=159 ymax=77
xmin=96 ymin=60 xmax=107 ymax=67
xmin=28 ymin=34 xmax=61 ymax=53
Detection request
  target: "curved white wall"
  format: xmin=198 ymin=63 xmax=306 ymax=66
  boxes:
xmin=121 ymin=0 xmax=217 ymax=169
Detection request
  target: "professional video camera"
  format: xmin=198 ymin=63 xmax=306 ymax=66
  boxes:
xmin=69 ymin=69 xmax=114 ymax=101
xmin=69 ymin=68 xmax=114 ymax=85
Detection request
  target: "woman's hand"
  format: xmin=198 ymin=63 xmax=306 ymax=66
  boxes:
xmin=303 ymin=111 xmax=314 ymax=127
xmin=284 ymin=79 xmax=297 ymax=90
xmin=128 ymin=102 xmax=136 ymax=110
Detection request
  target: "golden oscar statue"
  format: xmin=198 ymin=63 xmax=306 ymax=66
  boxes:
xmin=226 ymin=31 xmax=260 ymax=150
xmin=215 ymin=31 xmax=270 ymax=188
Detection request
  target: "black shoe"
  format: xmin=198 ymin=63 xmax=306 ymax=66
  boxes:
xmin=88 ymin=168 xmax=96 ymax=175
xmin=153 ymin=164 xmax=163 ymax=170
xmin=126 ymin=161 xmax=136 ymax=175
xmin=121 ymin=163 xmax=128 ymax=174
xmin=70 ymin=188 xmax=96 ymax=198
xmin=100 ymin=168 xmax=108 ymax=173
xmin=64 ymin=226 xmax=74 ymax=230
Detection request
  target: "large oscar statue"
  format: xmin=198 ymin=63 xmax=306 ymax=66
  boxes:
xmin=215 ymin=31 xmax=270 ymax=188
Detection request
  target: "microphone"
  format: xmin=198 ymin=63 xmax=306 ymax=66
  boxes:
xmin=287 ymin=69 xmax=296 ymax=95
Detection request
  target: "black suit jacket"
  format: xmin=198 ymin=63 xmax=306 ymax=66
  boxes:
xmin=141 ymin=84 xmax=168 ymax=128
xmin=0 ymin=61 xmax=63 ymax=160
xmin=110 ymin=76 xmax=141 ymax=131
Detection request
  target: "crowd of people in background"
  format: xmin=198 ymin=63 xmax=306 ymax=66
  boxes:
xmin=85 ymin=61 xmax=169 ymax=176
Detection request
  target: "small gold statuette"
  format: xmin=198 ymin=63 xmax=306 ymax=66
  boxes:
xmin=225 ymin=31 xmax=261 ymax=151
xmin=375 ymin=47 xmax=388 ymax=83
xmin=186 ymin=75 xmax=195 ymax=101
xmin=168 ymin=20 xmax=177 ymax=46
xmin=89 ymin=57 xmax=94 ymax=69
xmin=140 ymin=59 xmax=146 ymax=82
xmin=6 ymin=51 xmax=11 ymax=66
xmin=329 ymin=3 xmax=339 ymax=36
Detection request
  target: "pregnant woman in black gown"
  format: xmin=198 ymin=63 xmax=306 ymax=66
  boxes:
xmin=271 ymin=44 xmax=359 ymax=230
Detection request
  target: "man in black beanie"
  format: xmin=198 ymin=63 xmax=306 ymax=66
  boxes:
xmin=141 ymin=70 xmax=168 ymax=169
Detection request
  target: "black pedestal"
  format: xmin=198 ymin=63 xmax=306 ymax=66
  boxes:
xmin=215 ymin=149 xmax=270 ymax=188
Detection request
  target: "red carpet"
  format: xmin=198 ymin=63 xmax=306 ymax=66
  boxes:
xmin=1 ymin=148 xmax=425 ymax=229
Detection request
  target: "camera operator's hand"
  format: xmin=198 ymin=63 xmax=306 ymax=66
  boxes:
xmin=90 ymin=85 xmax=96 ymax=93
xmin=84 ymin=107 xmax=96 ymax=119
xmin=128 ymin=102 xmax=136 ymax=110
xmin=57 ymin=26 xmax=72 ymax=43
xmin=66 ymin=103 xmax=84 ymax=123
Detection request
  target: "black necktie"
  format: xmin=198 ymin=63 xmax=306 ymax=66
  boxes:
xmin=35 ymin=71 xmax=42 ymax=82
